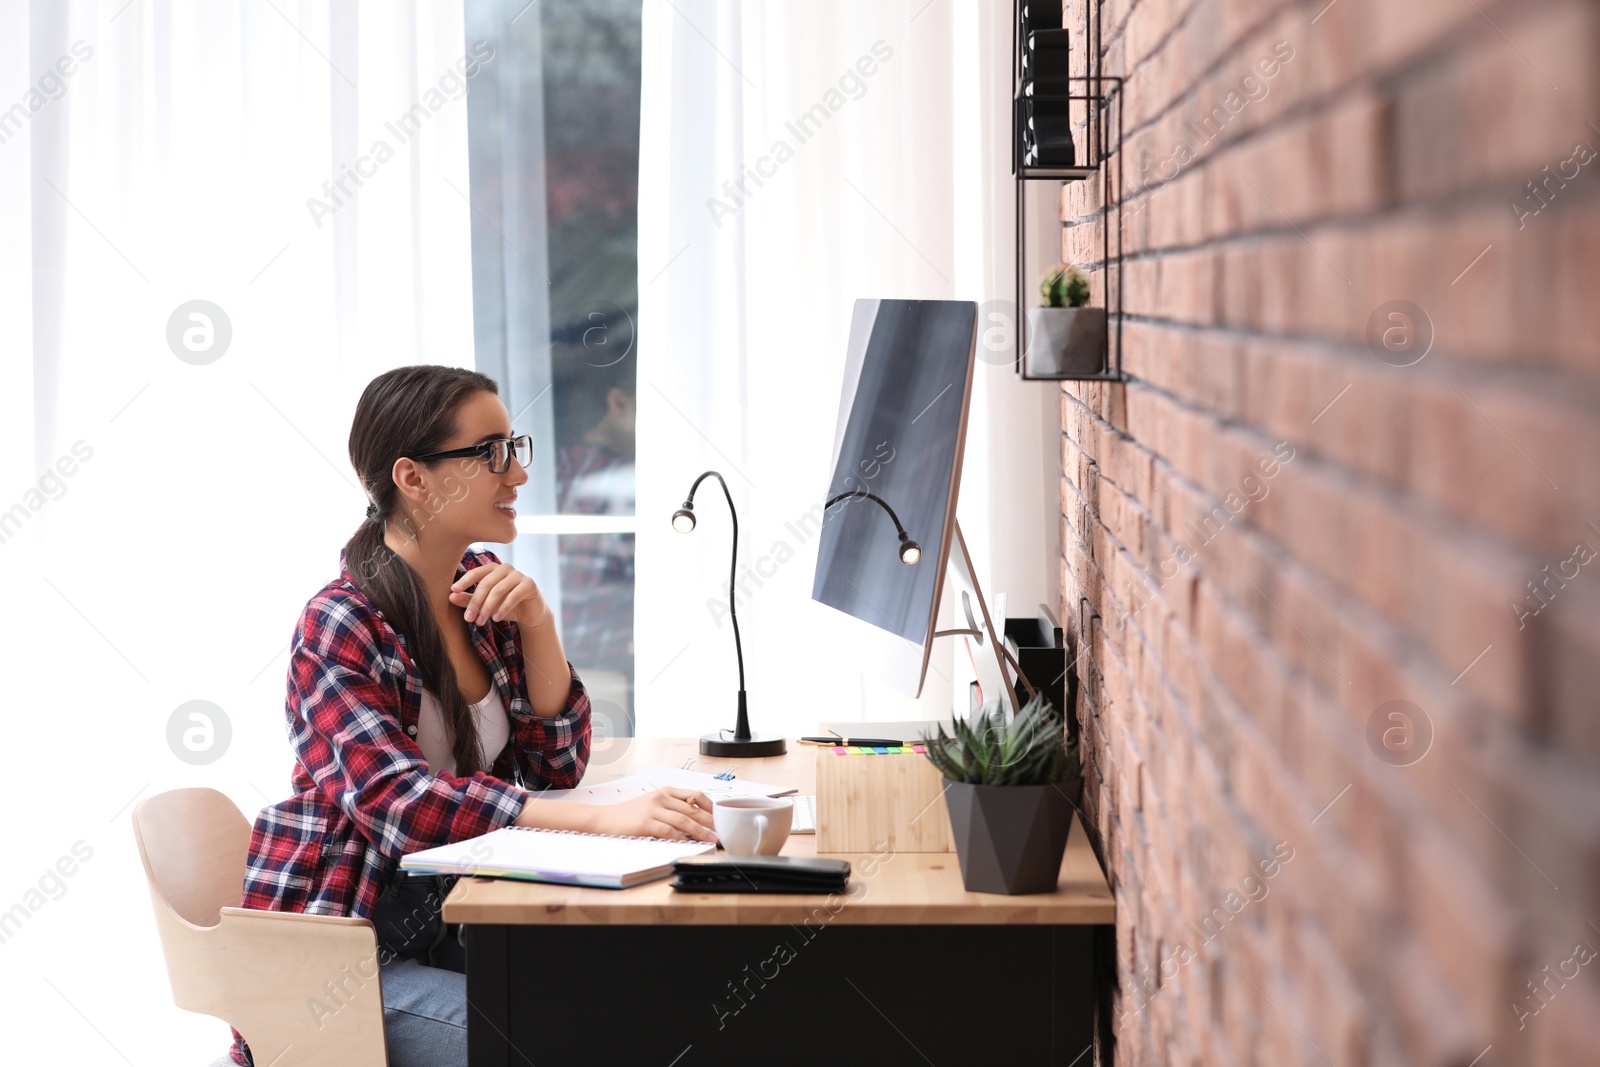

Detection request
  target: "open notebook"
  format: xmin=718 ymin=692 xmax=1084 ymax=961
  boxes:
xmin=399 ymin=825 xmax=715 ymax=889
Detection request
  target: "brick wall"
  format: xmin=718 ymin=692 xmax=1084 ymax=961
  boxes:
xmin=1056 ymin=0 xmax=1600 ymax=1064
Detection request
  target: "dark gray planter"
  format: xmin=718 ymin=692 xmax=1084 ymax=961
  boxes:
xmin=943 ymin=777 xmax=1082 ymax=894
xmin=1025 ymin=306 xmax=1107 ymax=377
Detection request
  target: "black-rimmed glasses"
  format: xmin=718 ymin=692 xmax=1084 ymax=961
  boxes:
xmin=409 ymin=434 xmax=532 ymax=475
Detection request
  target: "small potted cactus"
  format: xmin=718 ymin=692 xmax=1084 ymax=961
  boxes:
xmin=920 ymin=692 xmax=1083 ymax=894
xmin=1026 ymin=264 xmax=1107 ymax=377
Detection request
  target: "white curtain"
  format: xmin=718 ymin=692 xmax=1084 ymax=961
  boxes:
xmin=0 ymin=2 xmax=479 ymax=1061
xmin=635 ymin=0 xmax=1045 ymax=740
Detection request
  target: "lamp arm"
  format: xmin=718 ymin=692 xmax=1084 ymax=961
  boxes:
xmin=824 ymin=488 xmax=911 ymax=540
xmin=686 ymin=471 xmax=745 ymax=695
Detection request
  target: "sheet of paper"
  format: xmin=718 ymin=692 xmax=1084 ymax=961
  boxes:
xmin=530 ymin=765 xmax=798 ymax=805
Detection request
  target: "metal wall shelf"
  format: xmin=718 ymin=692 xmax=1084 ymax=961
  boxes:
xmin=1018 ymin=165 xmax=1099 ymax=181
xmin=1011 ymin=1 xmax=1124 ymax=381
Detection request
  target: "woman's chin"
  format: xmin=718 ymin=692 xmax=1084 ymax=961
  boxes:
xmin=483 ymin=514 xmax=519 ymax=543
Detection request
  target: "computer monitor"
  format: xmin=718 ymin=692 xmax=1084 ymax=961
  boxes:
xmin=810 ymin=298 xmax=1022 ymax=717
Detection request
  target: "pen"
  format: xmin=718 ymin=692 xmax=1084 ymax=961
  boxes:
xmin=798 ymin=736 xmax=909 ymax=747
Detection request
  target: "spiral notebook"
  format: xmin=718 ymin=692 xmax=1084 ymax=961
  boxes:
xmin=399 ymin=825 xmax=716 ymax=889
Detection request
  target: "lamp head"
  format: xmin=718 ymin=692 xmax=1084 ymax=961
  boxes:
xmin=898 ymin=532 xmax=921 ymax=565
xmin=671 ymin=504 xmax=697 ymax=533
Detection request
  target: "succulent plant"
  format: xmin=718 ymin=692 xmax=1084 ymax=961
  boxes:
xmin=1039 ymin=264 xmax=1091 ymax=309
xmin=921 ymin=691 xmax=1081 ymax=787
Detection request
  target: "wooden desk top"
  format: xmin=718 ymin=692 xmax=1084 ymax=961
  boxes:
xmin=442 ymin=738 xmax=1115 ymax=926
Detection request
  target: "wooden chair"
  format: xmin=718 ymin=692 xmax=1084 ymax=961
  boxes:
xmin=132 ymin=788 xmax=388 ymax=1067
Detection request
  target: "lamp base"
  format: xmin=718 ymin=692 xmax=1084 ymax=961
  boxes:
xmin=699 ymin=731 xmax=788 ymax=758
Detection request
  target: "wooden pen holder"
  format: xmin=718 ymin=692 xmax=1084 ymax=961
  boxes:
xmin=815 ymin=746 xmax=954 ymax=853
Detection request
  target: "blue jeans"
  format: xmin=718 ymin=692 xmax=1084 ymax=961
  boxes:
xmin=380 ymin=956 xmax=468 ymax=1067
xmin=371 ymin=872 xmax=469 ymax=1066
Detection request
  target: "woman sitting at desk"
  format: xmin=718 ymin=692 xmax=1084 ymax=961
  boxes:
xmin=232 ymin=365 xmax=716 ymax=1067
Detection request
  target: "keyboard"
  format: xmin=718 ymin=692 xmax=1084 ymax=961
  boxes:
xmin=790 ymin=794 xmax=817 ymax=834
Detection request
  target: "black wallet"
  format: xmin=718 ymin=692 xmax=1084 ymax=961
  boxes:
xmin=670 ymin=854 xmax=851 ymax=894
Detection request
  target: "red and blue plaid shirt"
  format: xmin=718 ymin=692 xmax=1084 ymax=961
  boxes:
xmin=230 ymin=546 xmax=590 ymax=1064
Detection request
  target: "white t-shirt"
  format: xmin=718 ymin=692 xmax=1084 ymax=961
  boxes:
xmin=416 ymin=682 xmax=511 ymax=775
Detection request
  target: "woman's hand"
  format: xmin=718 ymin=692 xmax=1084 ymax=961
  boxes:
xmin=589 ymin=788 xmax=718 ymax=843
xmin=449 ymin=561 xmax=553 ymax=630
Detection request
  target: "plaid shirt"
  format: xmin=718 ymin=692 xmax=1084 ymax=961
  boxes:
xmin=230 ymin=546 xmax=590 ymax=1065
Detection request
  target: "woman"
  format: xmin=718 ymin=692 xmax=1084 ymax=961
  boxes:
xmin=230 ymin=365 xmax=716 ymax=1066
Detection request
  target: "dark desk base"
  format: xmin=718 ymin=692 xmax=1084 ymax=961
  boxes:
xmin=466 ymin=922 xmax=1099 ymax=1066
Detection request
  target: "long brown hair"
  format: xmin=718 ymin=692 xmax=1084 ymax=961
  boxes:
xmin=344 ymin=364 xmax=500 ymax=777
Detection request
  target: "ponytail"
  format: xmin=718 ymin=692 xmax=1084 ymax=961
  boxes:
xmin=344 ymin=364 xmax=501 ymax=776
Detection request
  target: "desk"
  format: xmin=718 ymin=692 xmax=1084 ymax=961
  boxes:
xmin=445 ymin=739 xmax=1114 ymax=1066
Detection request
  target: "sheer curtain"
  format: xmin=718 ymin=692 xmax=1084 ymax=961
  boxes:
xmin=1 ymin=2 xmax=479 ymax=1061
xmin=460 ymin=0 xmax=561 ymax=610
xmin=635 ymin=0 xmax=1041 ymax=740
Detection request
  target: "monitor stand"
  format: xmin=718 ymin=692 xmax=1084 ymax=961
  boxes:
xmin=930 ymin=519 xmax=1039 ymax=718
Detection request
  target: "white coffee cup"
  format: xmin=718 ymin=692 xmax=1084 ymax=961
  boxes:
xmin=712 ymin=796 xmax=793 ymax=855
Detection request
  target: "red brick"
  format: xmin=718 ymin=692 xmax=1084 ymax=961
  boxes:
xmin=1401 ymin=826 xmax=1525 ymax=1034
xmin=1059 ymin=2 xmax=1599 ymax=1063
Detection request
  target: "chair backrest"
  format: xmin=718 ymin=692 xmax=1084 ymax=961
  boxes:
xmin=132 ymin=788 xmax=251 ymax=928
xmin=133 ymin=788 xmax=389 ymax=1066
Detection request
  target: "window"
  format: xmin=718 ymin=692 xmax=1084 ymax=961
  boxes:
xmin=464 ymin=0 xmax=641 ymax=735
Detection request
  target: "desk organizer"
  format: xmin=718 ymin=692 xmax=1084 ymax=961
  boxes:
xmin=1005 ymin=604 xmax=1069 ymax=727
xmin=815 ymin=745 xmax=954 ymax=853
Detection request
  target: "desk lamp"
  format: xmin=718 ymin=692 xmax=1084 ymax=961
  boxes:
xmin=672 ymin=471 xmax=786 ymax=757
xmin=823 ymin=489 xmax=922 ymax=564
